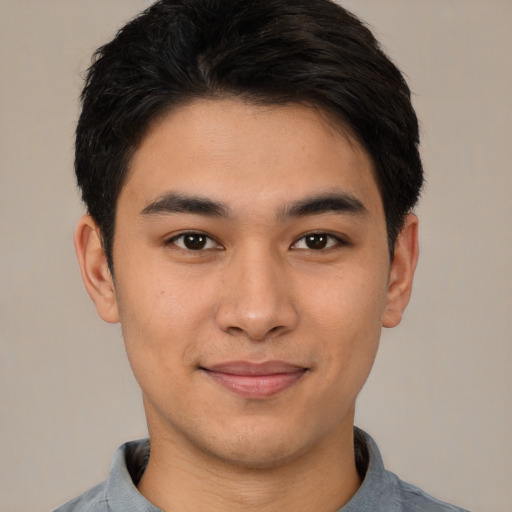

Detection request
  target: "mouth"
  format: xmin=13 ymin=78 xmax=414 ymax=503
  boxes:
xmin=200 ymin=361 xmax=309 ymax=399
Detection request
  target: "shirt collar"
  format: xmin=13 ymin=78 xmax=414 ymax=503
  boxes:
xmin=106 ymin=439 xmax=159 ymax=511
xmin=340 ymin=427 xmax=399 ymax=511
xmin=104 ymin=428 xmax=396 ymax=512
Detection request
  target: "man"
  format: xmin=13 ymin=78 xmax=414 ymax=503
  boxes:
xmin=56 ymin=0 xmax=468 ymax=510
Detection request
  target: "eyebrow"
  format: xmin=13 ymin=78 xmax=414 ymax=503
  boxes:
xmin=140 ymin=192 xmax=230 ymax=218
xmin=140 ymin=190 xmax=367 ymax=221
xmin=278 ymin=192 xmax=368 ymax=221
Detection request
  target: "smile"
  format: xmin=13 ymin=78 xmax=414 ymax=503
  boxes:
xmin=201 ymin=361 xmax=309 ymax=399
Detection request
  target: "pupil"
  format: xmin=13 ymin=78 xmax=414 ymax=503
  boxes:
xmin=184 ymin=234 xmax=207 ymax=250
xmin=306 ymin=234 xmax=327 ymax=250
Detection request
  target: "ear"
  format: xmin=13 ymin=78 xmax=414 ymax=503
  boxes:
xmin=74 ymin=214 xmax=120 ymax=324
xmin=382 ymin=213 xmax=419 ymax=328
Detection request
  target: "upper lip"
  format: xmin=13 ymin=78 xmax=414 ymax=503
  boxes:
xmin=202 ymin=361 xmax=308 ymax=375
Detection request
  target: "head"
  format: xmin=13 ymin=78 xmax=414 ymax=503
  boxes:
xmin=76 ymin=0 xmax=423 ymax=272
xmin=74 ymin=0 xmax=422 ymax=472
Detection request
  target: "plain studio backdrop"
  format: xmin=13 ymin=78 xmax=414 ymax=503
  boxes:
xmin=1 ymin=1 xmax=510 ymax=511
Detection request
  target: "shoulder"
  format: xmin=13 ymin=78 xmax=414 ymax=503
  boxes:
xmin=53 ymin=481 xmax=109 ymax=512
xmin=392 ymin=474 xmax=471 ymax=512
xmin=350 ymin=428 xmax=470 ymax=512
xmin=53 ymin=438 xmax=151 ymax=512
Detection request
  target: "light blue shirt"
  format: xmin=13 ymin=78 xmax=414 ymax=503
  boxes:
xmin=54 ymin=428 xmax=469 ymax=511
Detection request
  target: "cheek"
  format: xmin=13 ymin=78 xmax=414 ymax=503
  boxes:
xmin=302 ymin=265 xmax=388 ymax=377
xmin=305 ymin=264 xmax=388 ymax=335
xmin=114 ymin=267 xmax=210 ymax=378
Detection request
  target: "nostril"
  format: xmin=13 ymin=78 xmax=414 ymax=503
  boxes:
xmin=214 ymin=288 xmax=299 ymax=341
xmin=226 ymin=326 xmax=245 ymax=337
xmin=226 ymin=324 xmax=288 ymax=342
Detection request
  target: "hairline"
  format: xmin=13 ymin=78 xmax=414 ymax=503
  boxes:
xmin=104 ymin=94 xmax=388 ymax=272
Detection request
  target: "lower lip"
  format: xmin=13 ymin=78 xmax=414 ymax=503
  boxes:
xmin=204 ymin=370 xmax=306 ymax=399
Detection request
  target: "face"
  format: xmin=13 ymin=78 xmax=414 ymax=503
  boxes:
xmin=77 ymin=99 xmax=417 ymax=469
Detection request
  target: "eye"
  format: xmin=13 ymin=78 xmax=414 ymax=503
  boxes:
xmin=292 ymin=233 xmax=342 ymax=251
xmin=167 ymin=232 xmax=220 ymax=251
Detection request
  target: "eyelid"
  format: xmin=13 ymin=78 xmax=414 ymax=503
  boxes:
xmin=163 ymin=230 xmax=347 ymax=252
xmin=165 ymin=231 xmax=223 ymax=250
xmin=291 ymin=231 xmax=347 ymax=250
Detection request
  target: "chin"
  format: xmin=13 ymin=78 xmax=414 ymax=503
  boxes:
xmin=197 ymin=422 xmax=316 ymax=470
xmin=210 ymin=443 xmax=305 ymax=470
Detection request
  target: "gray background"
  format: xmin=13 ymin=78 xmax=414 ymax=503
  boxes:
xmin=1 ymin=1 xmax=510 ymax=511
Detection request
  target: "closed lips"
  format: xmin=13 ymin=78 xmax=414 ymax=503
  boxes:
xmin=201 ymin=361 xmax=309 ymax=398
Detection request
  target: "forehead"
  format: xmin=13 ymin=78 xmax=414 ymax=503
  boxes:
xmin=121 ymin=99 xmax=383 ymax=218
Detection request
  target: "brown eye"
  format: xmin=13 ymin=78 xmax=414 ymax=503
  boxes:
xmin=169 ymin=232 xmax=219 ymax=251
xmin=304 ymin=234 xmax=329 ymax=250
xmin=183 ymin=234 xmax=207 ymax=250
xmin=292 ymin=233 xmax=342 ymax=251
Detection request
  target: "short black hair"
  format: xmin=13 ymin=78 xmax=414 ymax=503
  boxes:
xmin=76 ymin=0 xmax=423 ymax=270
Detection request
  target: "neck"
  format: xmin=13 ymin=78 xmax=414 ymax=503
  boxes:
xmin=137 ymin=413 xmax=361 ymax=512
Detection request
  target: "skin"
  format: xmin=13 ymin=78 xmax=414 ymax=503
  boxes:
xmin=75 ymin=99 xmax=418 ymax=512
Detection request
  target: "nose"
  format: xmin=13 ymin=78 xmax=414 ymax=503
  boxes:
xmin=215 ymin=247 xmax=299 ymax=341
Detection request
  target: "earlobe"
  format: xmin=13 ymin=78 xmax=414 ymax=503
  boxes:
xmin=74 ymin=215 xmax=120 ymax=324
xmin=382 ymin=213 xmax=419 ymax=328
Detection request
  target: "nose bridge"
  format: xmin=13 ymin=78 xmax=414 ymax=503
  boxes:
xmin=215 ymin=241 xmax=298 ymax=340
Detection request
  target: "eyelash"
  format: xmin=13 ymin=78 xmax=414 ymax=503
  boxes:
xmin=291 ymin=232 xmax=346 ymax=251
xmin=165 ymin=232 xmax=221 ymax=251
xmin=165 ymin=231 xmax=347 ymax=252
